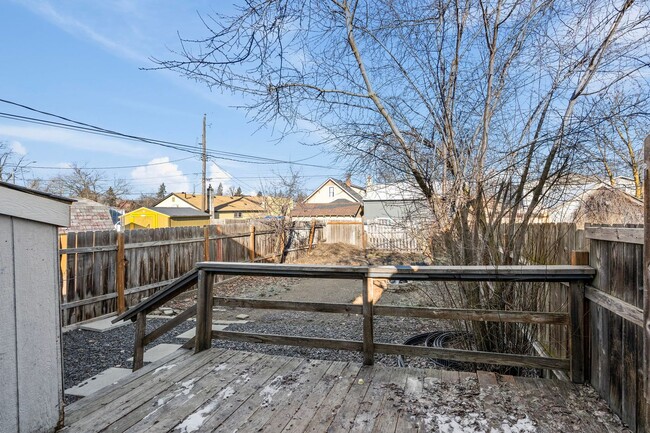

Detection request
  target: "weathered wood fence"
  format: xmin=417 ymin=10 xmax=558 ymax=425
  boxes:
xmin=59 ymin=221 xmax=322 ymax=326
xmin=584 ymin=226 xmax=647 ymax=431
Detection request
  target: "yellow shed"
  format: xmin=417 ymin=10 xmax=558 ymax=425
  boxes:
xmin=122 ymin=207 xmax=210 ymax=229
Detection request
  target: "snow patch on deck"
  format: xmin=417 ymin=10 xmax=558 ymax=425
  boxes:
xmin=153 ymin=364 xmax=176 ymax=375
xmin=175 ymin=400 xmax=219 ymax=433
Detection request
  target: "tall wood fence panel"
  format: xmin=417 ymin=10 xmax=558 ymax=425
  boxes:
xmin=59 ymin=221 xmax=315 ymax=326
xmin=586 ymin=226 xmax=647 ymax=432
xmin=323 ymin=221 xmax=364 ymax=247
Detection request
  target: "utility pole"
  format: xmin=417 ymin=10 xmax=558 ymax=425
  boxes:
xmin=202 ymin=114 xmax=207 ymax=212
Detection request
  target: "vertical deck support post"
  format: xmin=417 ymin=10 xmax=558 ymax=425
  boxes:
xmin=132 ymin=312 xmax=146 ymax=371
xmin=362 ymin=275 xmax=375 ymax=365
xmin=569 ymin=250 xmax=589 ymax=383
xmin=195 ymin=269 xmax=214 ymax=353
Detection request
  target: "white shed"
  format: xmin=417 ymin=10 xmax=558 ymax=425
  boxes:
xmin=0 ymin=182 xmax=72 ymax=433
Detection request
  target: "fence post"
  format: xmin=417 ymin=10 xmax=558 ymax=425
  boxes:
xmin=132 ymin=312 xmax=146 ymax=371
xmin=249 ymin=225 xmax=256 ymax=262
xmin=204 ymin=226 xmax=210 ymax=261
xmin=569 ymin=250 xmax=589 ymax=383
xmin=216 ymin=225 xmax=223 ymax=262
xmin=362 ymin=275 xmax=375 ymax=365
xmin=116 ymin=232 xmax=126 ymax=314
xmin=195 ymin=269 xmax=214 ymax=353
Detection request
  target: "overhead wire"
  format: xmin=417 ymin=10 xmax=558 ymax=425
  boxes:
xmin=0 ymin=99 xmax=341 ymax=169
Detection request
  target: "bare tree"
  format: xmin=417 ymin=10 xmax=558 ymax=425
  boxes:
xmin=0 ymin=141 xmax=31 ymax=184
xmin=46 ymin=163 xmax=130 ymax=204
xmin=155 ymin=0 xmax=649 ymax=357
xmin=258 ymin=168 xmax=305 ymax=262
xmin=583 ymin=90 xmax=649 ymax=198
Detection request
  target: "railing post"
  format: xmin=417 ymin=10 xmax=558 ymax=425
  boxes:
xmin=132 ymin=312 xmax=146 ymax=371
xmin=362 ymin=275 xmax=375 ymax=365
xmin=195 ymin=269 xmax=214 ymax=353
xmin=644 ymin=134 xmax=650 ymax=400
xmin=569 ymin=250 xmax=589 ymax=383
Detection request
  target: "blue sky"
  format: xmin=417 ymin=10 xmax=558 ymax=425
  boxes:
xmin=0 ymin=1 xmax=347 ymax=197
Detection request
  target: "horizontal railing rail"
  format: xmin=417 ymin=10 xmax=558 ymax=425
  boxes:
xmin=116 ymin=261 xmax=594 ymax=380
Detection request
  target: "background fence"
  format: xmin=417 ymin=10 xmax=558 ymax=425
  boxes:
xmin=59 ymin=220 xmax=322 ymax=326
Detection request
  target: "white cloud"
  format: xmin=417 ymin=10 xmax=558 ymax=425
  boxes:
xmin=9 ymin=140 xmax=26 ymax=155
xmin=131 ymin=157 xmax=190 ymax=192
xmin=0 ymin=123 xmax=148 ymax=156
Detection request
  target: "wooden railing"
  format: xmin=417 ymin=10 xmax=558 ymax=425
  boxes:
xmin=116 ymin=262 xmax=595 ymax=382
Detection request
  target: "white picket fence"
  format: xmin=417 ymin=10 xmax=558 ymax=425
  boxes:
xmin=364 ymin=223 xmax=421 ymax=251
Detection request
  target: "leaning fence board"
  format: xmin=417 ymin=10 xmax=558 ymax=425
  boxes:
xmin=585 ymin=286 xmax=644 ymax=327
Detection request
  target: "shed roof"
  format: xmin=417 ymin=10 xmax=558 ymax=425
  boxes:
xmin=290 ymin=199 xmax=362 ymax=217
xmin=64 ymin=198 xmax=115 ymax=232
xmin=153 ymin=207 xmax=210 ymax=218
xmin=214 ymin=196 xmax=264 ymax=212
xmin=0 ymin=181 xmax=73 ymax=227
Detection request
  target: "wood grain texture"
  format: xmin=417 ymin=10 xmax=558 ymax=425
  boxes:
xmin=0 ymin=216 xmax=18 ymax=433
xmin=12 ymin=220 xmax=63 ymax=432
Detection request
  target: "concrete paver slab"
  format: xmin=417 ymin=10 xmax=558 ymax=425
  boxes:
xmin=65 ymin=368 xmax=131 ymax=397
xmin=176 ymin=325 xmax=229 ymax=340
xmin=79 ymin=316 xmax=130 ymax=333
xmin=127 ymin=344 xmax=182 ymax=363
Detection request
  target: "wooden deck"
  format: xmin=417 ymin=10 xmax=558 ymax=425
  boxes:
xmin=62 ymin=348 xmax=624 ymax=433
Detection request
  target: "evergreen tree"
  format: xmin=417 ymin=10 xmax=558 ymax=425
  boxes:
xmin=103 ymin=187 xmax=118 ymax=207
xmin=216 ymin=182 xmax=223 ymax=196
xmin=156 ymin=182 xmax=167 ymax=199
xmin=235 ymin=186 xmax=242 ymax=196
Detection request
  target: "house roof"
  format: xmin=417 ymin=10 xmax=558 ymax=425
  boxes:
xmin=152 ymin=207 xmax=210 ymax=218
xmin=303 ymin=178 xmax=365 ymax=203
xmin=64 ymin=198 xmax=116 ymax=232
xmin=157 ymin=192 xmax=206 ymax=210
xmin=290 ymin=199 xmax=362 ymax=217
xmin=214 ymin=196 xmax=264 ymax=213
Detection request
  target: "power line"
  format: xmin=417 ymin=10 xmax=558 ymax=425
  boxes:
xmin=6 ymin=156 xmax=196 ymax=170
xmin=0 ymin=98 xmax=341 ymax=169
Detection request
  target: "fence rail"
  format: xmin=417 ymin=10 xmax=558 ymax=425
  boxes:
xmin=59 ymin=221 xmax=322 ymax=326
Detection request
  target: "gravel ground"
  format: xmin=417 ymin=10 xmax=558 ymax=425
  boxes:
xmin=62 ymin=310 xmax=450 ymax=404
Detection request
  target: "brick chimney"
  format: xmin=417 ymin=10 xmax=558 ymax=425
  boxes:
xmin=345 ymin=174 xmax=352 ymax=187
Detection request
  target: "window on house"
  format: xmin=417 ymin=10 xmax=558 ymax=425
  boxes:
xmin=328 ymin=186 xmax=335 ymax=197
xmin=234 ymin=212 xmax=243 ymax=218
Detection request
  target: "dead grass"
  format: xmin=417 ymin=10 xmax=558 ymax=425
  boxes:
xmin=294 ymin=242 xmax=430 ymax=266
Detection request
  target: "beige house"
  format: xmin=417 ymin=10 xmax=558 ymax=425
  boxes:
xmin=155 ymin=192 xmax=207 ymax=211
xmin=213 ymin=196 xmax=265 ymax=220
xmin=303 ymin=177 xmax=364 ymax=204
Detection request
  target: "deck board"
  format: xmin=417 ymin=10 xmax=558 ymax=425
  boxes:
xmin=62 ymin=348 xmax=626 ymax=433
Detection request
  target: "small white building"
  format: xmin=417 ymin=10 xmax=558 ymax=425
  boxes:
xmin=0 ymin=182 xmax=72 ymax=432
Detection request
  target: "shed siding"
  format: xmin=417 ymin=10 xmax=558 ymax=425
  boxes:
xmin=0 ymin=216 xmax=63 ymax=432
xmin=169 ymin=217 xmax=210 ymax=227
xmin=363 ymin=200 xmax=426 ymax=221
xmin=0 ymin=216 xmax=18 ymax=432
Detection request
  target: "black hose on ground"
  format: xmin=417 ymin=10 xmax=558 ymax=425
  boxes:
xmin=396 ymin=331 xmax=469 ymax=370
